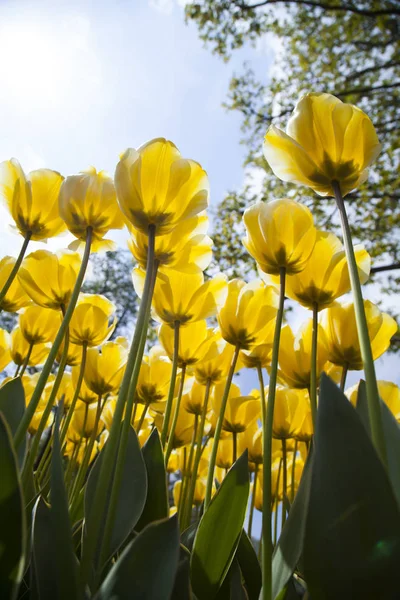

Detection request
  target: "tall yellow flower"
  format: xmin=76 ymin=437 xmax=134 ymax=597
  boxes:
xmin=321 ymin=300 xmax=398 ymax=370
xmin=182 ymin=380 xmax=210 ymax=416
xmin=282 ymin=231 xmax=370 ymax=310
xmin=243 ymin=199 xmax=316 ymax=275
xmin=270 ymin=386 xmax=304 ymax=440
xmin=19 ymin=305 xmax=62 ymax=345
xmin=18 ymin=250 xmax=81 ymax=309
xmin=194 ymin=330 xmax=242 ymax=385
xmin=69 ymin=294 xmax=116 ymax=346
xmin=128 ymin=213 xmax=213 ymax=273
xmin=159 ymin=320 xmax=219 ymax=367
xmin=10 ymin=327 xmax=49 ymax=367
xmin=59 ymin=167 xmax=124 ymax=251
xmin=72 ymin=366 xmax=98 ymax=404
xmin=211 ymin=383 xmax=260 ymax=433
xmin=263 ymin=92 xmax=382 ymax=196
xmin=0 ymin=257 xmax=30 ymax=312
xmin=133 ymin=268 xmax=227 ymax=326
xmin=68 ymin=401 xmax=105 ymax=441
xmin=0 ymin=159 xmax=65 ymax=240
xmin=347 ymin=380 xmax=400 ymax=422
xmin=115 ymin=138 xmax=209 ymax=235
xmin=136 ymin=346 xmax=174 ymax=406
xmin=0 ymin=329 xmax=11 ymax=371
xmin=84 ymin=339 xmax=129 ymax=396
xmin=217 ymin=279 xmax=278 ymax=349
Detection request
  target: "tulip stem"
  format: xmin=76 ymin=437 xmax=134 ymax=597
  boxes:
xmin=290 ymin=440 xmax=298 ymax=503
xmin=281 ymin=438 xmax=287 ymax=531
xmin=179 ymin=414 xmax=198 ymax=528
xmin=60 ymin=343 xmax=88 ymax=447
xmin=14 ymin=228 xmax=93 ymax=449
xmin=0 ymin=231 xmax=32 ymax=311
xmin=19 ymin=341 xmax=34 ymax=377
xmin=79 ymin=225 xmax=156 ymax=591
xmin=204 ymin=345 xmax=240 ymax=510
xmin=135 ymin=401 xmax=150 ymax=434
xmin=161 ymin=320 xmax=180 ymax=448
xmin=310 ymin=302 xmax=319 ymax=429
xmin=340 ymin=364 xmax=348 ymax=392
xmin=248 ymin=464 xmax=259 ymax=539
xmin=232 ymin=431 xmax=237 ymax=464
xmin=333 ymin=181 xmax=387 ymax=466
xmin=165 ymin=364 xmax=187 ymax=465
xmin=261 ymin=266 xmax=285 ymax=600
xmin=273 ymin=458 xmax=282 ymax=547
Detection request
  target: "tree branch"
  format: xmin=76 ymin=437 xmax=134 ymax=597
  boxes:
xmin=337 ymin=82 xmax=400 ymax=97
xmin=371 ymin=262 xmax=400 ymax=274
xmin=238 ymin=0 xmax=400 ymax=17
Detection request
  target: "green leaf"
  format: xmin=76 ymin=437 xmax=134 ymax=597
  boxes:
xmin=0 ymin=412 xmax=26 ymax=600
xmin=96 ymin=515 xmax=180 ymax=600
xmin=171 ymin=544 xmax=192 ymax=600
xmin=236 ymin=530 xmax=261 ymax=600
xmin=271 ymin=450 xmax=313 ymax=600
xmin=85 ymin=425 xmax=147 ymax=563
xmin=31 ymin=498 xmax=58 ymax=599
xmin=136 ymin=428 xmax=168 ymax=531
xmin=0 ymin=377 xmax=26 ymax=467
xmin=190 ymin=450 xmax=250 ymax=600
xmin=181 ymin=522 xmax=198 ymax=552
xmin=304 ymin=374 xmax=400 ymax=600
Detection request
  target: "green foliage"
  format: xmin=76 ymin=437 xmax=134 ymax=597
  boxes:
xmin=0 ymin=377 xmax=26 ymax=467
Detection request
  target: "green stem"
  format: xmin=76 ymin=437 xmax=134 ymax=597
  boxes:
xmin=60 ymin=343 xmax=88 ymax=447
xmin=14 ymin=228 xmax=93 ymax=449
xmin=290 ymin=440 xmax=298 ymax=503
xmin=309 ymin=302 xmax=318 ymax=430
xmin=19 ymin=341 xmax=34 ymax=377
xmin=273 ymin=458 xmax=282 ymax=547
xmin=262 ymin=266 xmax=285 ymax=600
xmin=248 ymin=463 xmax=259 ymax=539
xmin=79 ymin=225 xmax=156 ymax=591
xmin=165 ymin=364 xmax=187 ymax=465
xmin=135 ymin=401 xmax=150 ymax=433
xmin=232 ymin=431 xmax=237 ymax=464
xmin=204 ymin=345 xmax=240 ymax=510
xmin=281 ymin=438 xmax=287 ymax=531
xmin=333 ymin=181 xmax=387 ymax=466
xmin=0 ymin=232 xmax=32 ymax=311
xmin=161 ymin=320 xmax=180 ymax=448
xmin=340 ymin=363 xmax=348 ymax=392
xmin=179 ymin=413 xmax=199 ymax=528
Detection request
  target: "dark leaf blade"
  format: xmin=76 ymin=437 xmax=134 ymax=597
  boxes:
xmin=190 ymin=450 xmax=250 ymax=600
xmin=85 ymin=425 xmax=148 ymax=563
xmin=0 ymin=413 xmax=26 ymax=600
xmin=0 ymin=377 xmax=27 ymax=467
xmin=137 ymin=428 xmax=168 ymax=530
xmin=31 ymin=498 xmax=58 ymax=600
xmin=96 ymin=515 xmax=180 ymax=600
xmin=304 ymin=374 xmax=400 ymax=600
xmin=236 ymin=530 xmax=261 ymax=600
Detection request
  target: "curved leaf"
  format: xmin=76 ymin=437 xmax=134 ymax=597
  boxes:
xmin=236 ymin=530 xmax=262 ymax=600
xmin=137 ymin=428 xmax=168 ymax=531
xmin=0 ymin=377 xmax=26 ymax=467
xmin=190 ymin=451 xmax=249 ymax=599
xmin=96 ymin=515 xmax=180 ymax=600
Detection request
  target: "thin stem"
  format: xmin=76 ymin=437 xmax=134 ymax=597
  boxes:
xmin=60 ymin=343 xmax=88 ymax=447
xmin=248 ymin=464 xmax=259 ymax=539
xmin=79 ymin=226 xmax=156 ymax=591
xmin=281 ymin=438 xmax=287 ymax=531
xmin=262 ymin=266 xmax=285 ymax=600
xmin=204 ymin=345 xmax=240 ymax=510
xmin=333 ymin=181 xmax=387 ymax=466
xmin=309 ymin=302 xmax=318 ymax=429
xmin=19 ymin=342 xmax=34 ymax=377
xmin=161 ymin=321 xmax=180 ymax=448
xmin=165 ymin=364 xmax=187 ymax=465
xmin=135 ymin=401 xmax=150 ymax=434
xmin=232 ymin=431 xmax=237 ymax=464
xmin=340 ymin=363 xmax=348 ymax=392
xmin=179 ymin=413 xmax=199 ymax=528
xmin=0 ymin=232 xmax=32 ymax=311
xmin=290 ymin=440 xmax=298 ymax=503
xmin=14 ymin=228 xmax=93 ymax=448
xmin=273 ymin=459 xmax=282 ymax=547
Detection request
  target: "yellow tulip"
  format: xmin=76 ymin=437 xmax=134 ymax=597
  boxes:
xmin=216 ymin=436 xmax=234 ymax=470
xmin=240 ymin=337 xmax=274 ymax=369
xmin=84 ymin=339 xmax=128 ymax=396
xmin=134 ymin=268 xmax=227 ymax=326
xmin=321 ymin=300 xmax=398 ymax=370
xmin=282 ymin=231 xmax=370 ymax=310
xmin=128 ymin=213 xmax=213 ymax=273
xmin=347 ymin=380 xmax=400 ymax=422
xmin=115 ymin=138 xmax=209 ymax=235
xmin=0 ymin=329 xmax=11 ymax=372
xmin=217 ymin=279 xmax=278 ymax=349
xmin=0 ymin=257 xmax=30 ymax=312
xmin=277 ymin=321 xmax=329 ymax=389
xmin=292 ymin=389 xmax=314 ymax=442
xmin=182 ymin=380 xmax=209 ymax=416
xmin=269 ymin=386 xmax=304 ymax=440
xmin=153 ymin=396 xmax=195 ymax=449
xmin=243 ymin=199 xmax=316 ymax=275
xmin=69 ymin=294 xmax=116 ymax=346
xmin=64 ymin=439 xmax=98 ymax=465
xmin=54 ymin=372 xmax=75 ymax=409
xmin=68 ymin=401 xmax=105 ymax=441
xmin=59 ymin=167 xmax=124 ymax=251
xmin=10 ymin=327 xmax=49 ymax=367
xmin=194 ymin=331 xmax=242 ymax=384
xmin=167 ymin=450 xmax=180 ymax=474
xmin=18 ymin=250 xmax=81 ymax=309
xmin=56 ymin=339 xmax=82 ymax=366
xmin=136 ymin=346 xmax=174 ymax=406
xmin=19 ymin=305 xmax=62 ymax=345
xmin=212 ymin=383 xmax=260 ymax=433
xmin=159 ymin=320 xmax=219 ymax=367
xmin=263 ymin=92 xmax=382 ymax=197
xmin=237 ymin=422 xmax=264 ymax=467
xmin=0 ymin=159 xmax=65 ymax=240
xmin=72 ymin=364 xmax=98 ymax=404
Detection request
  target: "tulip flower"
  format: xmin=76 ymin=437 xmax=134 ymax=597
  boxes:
xmin=10 ymin=327 xmax=49 ymax=369
xmin=217 ymin=279 xmax=278 ymax=350
xmin=0 ymin=328 xmax=11 ymax=371
xmin=69 ymin=294 xmax=116 ymax=346
xmin=84 ymin=339 xmax=129 ymax=396
xmin=321 ymin=300 xmax=398 ymax=370
xmin=159 ymin=320 xmax=219 ymax=367
xmin=68 ymin=401 xmax=105 ymax=441
xmin=0 ymin=256 xmax=30 ymax=312
xmin=269 ymin=386 xmax=304 ymax=440
xmin=216 ymin=436 xmax=235 ymax=470
xmin=243 ymin=199 xmax=316 ymax=275
xmin=128 ymin=213 xmax=213 ymax=273
xmin=212 ymin=383 xmax=260 ymax=434
xmin=56 ymin=338 xmax=82 ymax=366
xmin=238 ymin=422 xmax=265 ymax=468
xmin=0 ymin=159 xmax=65 ymax=240
xmin=19 ymin=305 xmax=62 ymax=345
xmin=347 ymin=380 xmax=400 ymax=422
xmin=277 ymin=321 xmax=329 ymax=389
xmin=72 ymin=365 xmax=98 ymax=404
xmin=282 ymin=230 xmax=370 ymax=310
xmin=182 ymin=380 xmax=211 ymax=416
xmin=194 ymin=331 xmax=241 ymax=385
xmin=136 ymin=346 xmax=175 ymax=406
xmin=115 ymin=138 xmax=209 ymax=236
xmin=154 ymin=398 xmax=195 ymax=449
xmin=263 ymin=92 xmax=382 ymax=197
xmin=59 ymin=167 xmax=124 ymax=251
xmin=18 ymin=250 xmax=81 ymax=309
